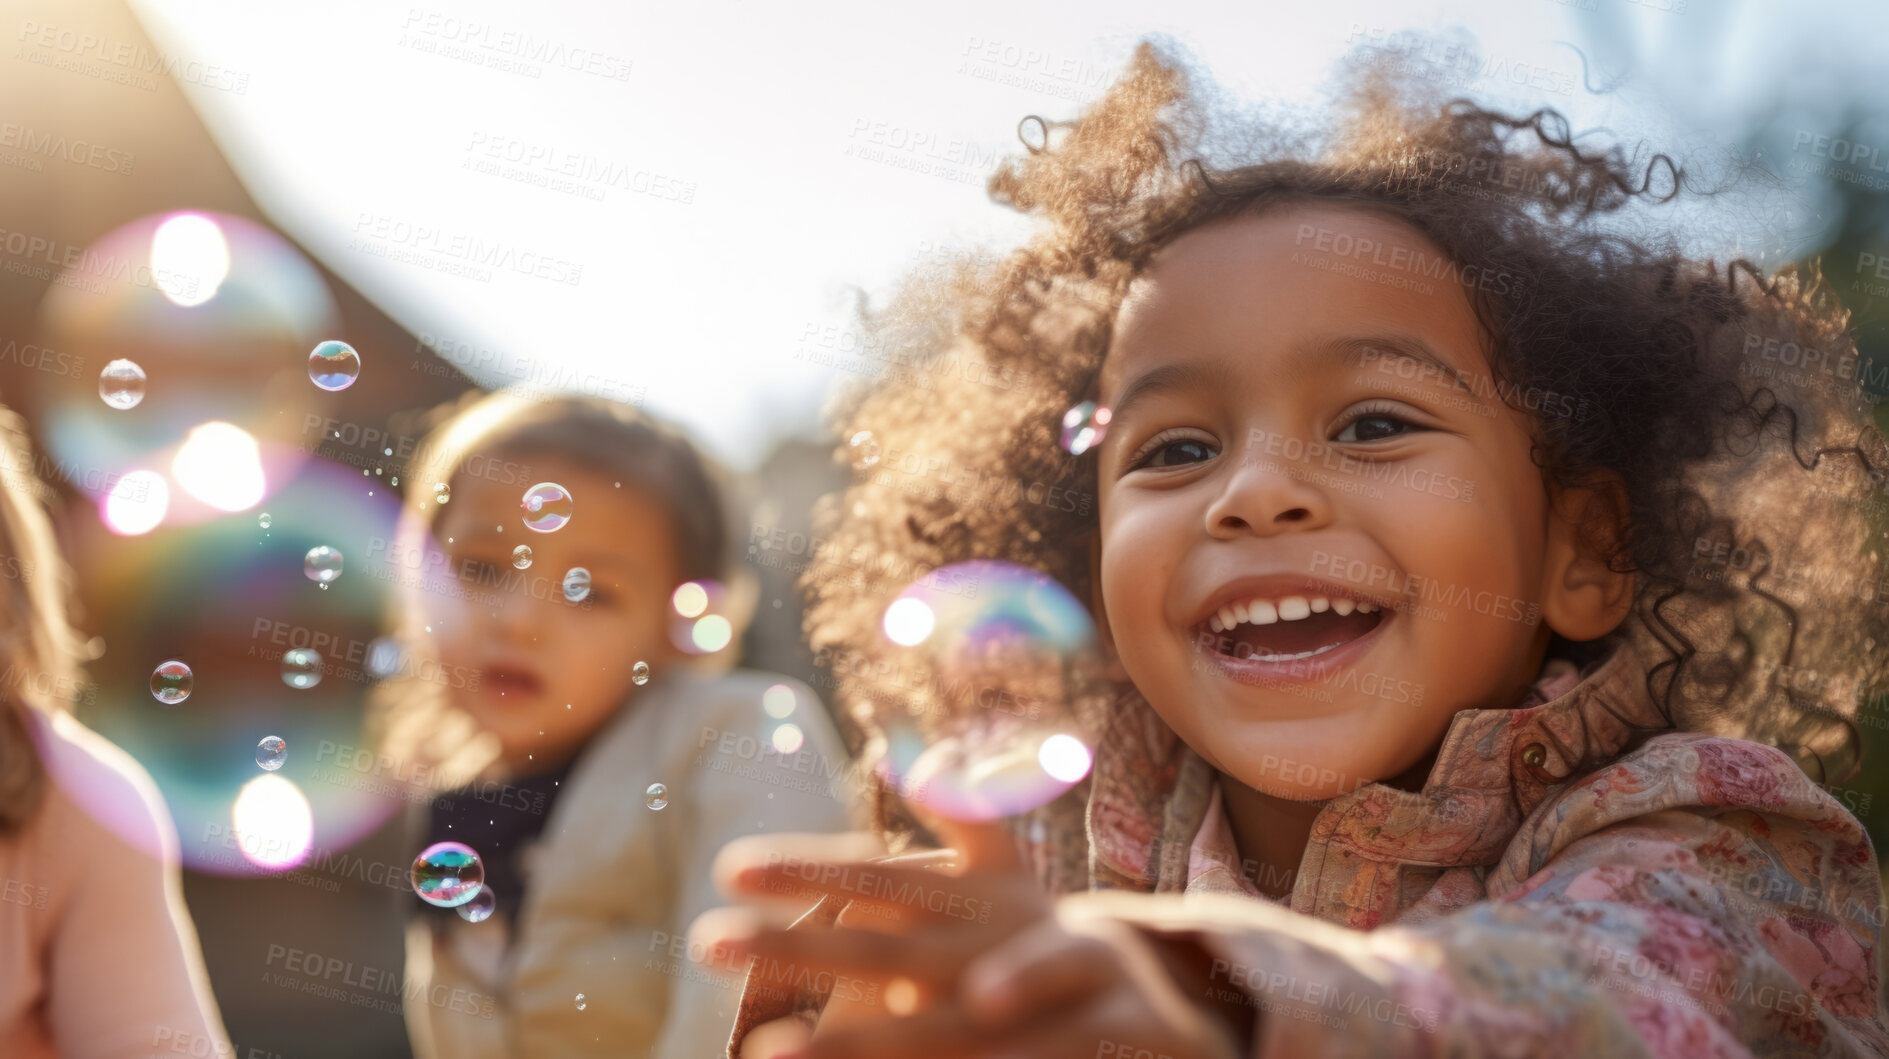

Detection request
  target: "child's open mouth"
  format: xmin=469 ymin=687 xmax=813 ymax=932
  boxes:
xmin=1190 ymin=587 xmax=1391 ymax=683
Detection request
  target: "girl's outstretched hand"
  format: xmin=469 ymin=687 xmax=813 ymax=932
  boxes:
xmin=691 ymin=818 xmax=1253 ymax=1059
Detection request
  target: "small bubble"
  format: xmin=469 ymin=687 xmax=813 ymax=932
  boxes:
xmin=383 ymin=447 xmax=393 ymax=456
xmin=848 ymin=429 xmax=880 ymax=469
xmin=150 ymin=660 xmax=192 ymax=704
xmin=303 ymin=545 xmax=344 ymax=584
xmin=562 ymin=567 xmax=591 ymax=603
xmin=512 ymin=545 xmax=534 ymax=570
xmin=99 ymin=359 xmax=146 ymax=410
xmin=433 ymin=482 xmax=451 ymax=505
xmin=644 ymin=783 xmax=667 ymax=810
xmin=632 ymin=661 xmax=651 ymax=685
xmin=1059 ymin=401 xmax=1112 ymax=455
xmin=521 ymin=482 xmax=574 ymax=532
xmin=281 ymin=648 xmax=323 ymax=689
xmin=308 ymin=340 xmax=362 ymax=391
xmin=457 ymin=887 xmax=496 ymax=923
xmin=258 ymin=512 xmax=272 ymax=529
xmin=255 ymin=735 xmax=287 ymax=771
xmin=575 ymin=993 xmax=587 ymax=1011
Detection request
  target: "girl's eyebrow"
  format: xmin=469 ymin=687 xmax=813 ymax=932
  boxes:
xmin=1324 ymin=334 xmax=1473 ymax=390
xmin=1109 ymin=360 xmax=1234 ymax=424
xmin=1109 ymin=333 xmax=1469 ymax=424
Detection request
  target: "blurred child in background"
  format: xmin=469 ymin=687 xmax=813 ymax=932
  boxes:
xmin=0 ymin=403 xmax=230 ymax=1057
xmin=375 ymin=390 xmax=858 ymax=1057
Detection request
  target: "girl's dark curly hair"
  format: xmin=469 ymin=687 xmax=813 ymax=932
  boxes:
xmin=802 ymin=40 xmax=1889 ymax=849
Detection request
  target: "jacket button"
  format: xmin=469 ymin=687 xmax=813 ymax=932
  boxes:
xmin=1520 ymin=742 xmax=1548 ymax=769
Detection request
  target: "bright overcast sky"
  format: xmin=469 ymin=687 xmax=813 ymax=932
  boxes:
xmin=128 ymin=0 xmax=1876 ymax=469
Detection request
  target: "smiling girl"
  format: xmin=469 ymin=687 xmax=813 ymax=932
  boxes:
xmin=700 ymin=41 xmax=1889 ymax=1058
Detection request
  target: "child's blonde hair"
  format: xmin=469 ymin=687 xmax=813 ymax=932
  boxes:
xmin=0 ymin=405 xmax=91 ymax=834
xmin=367 ymin=388 xmax=742 ymax=787
xmin=801 ymin=40 xmax=1889 ymax=847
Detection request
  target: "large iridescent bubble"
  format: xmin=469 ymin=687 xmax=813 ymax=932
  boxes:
xmin=874 ymin=560 xmax=1100 ymax=822
xmin=411 ymin=841 xmax=485 ymax=908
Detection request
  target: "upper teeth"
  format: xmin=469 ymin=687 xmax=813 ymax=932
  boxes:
xmin=1209 ymin=594 xmax=1378 ymax=632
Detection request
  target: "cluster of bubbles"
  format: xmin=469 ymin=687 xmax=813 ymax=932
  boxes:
xmin=281 ymin=648 xmax=323 ymax=690
xmin=303 ymin=545 xmax=343 ymax=586
xmin=669 ymin=580 xmax=734 ymax=654
xmin=150 ymin=659 xmax=193 ymax=704
xmin=307 ymin=340 xmax=361 ymax=392
xmin=1060 ymin=401 xmax=1111 ymax=456
xmin=521 ymin=482 xmax=573 ymax=532
xmin=875 ymin=560 xmax=1099 ymax=822
xmin=255 ymin=736 xmax=286 ymax=771
xmin=103 ymin=337 xmax=365 ymax=412
xmin=99 ymin=359 xmax=147 ymax=411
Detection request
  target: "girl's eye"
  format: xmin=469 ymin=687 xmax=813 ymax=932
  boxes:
xmin=1335 ymin=412 xmax=1420 ymax=444
xmin=1132 ymin=436 xmax=1219 ymax=470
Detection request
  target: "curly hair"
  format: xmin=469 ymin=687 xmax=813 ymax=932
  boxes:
xmin=800 ymin=39 xmax=1889 ymax=848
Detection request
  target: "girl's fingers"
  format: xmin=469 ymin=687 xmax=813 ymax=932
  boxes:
xmin=930 ymin=815 xmax=1026 ymax=875
xmin=711 ymin=919 xmax=997 ymax=990
xmin=738 ymin=1015 xmax=814 ymax=1059
xmin=959 ymin=916 xmax=1117 ymax=1030
xmin=712 ymin=832 xmax=888 ymax=900
xmin=800 ymin=996 xmax=993 ymax=1059
xmin=724 ymin=854 xmax=1016 ymax=930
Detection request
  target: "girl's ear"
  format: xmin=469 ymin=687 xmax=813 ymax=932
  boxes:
xmin=1539 ymin=472 xmax=1635 ymax=642
xmin=1088 ymin=532 xmax=1131 ymax=681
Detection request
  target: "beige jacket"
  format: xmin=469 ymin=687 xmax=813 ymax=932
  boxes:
xmin=0 ymin=705 xmax=229 ymax=1058
xmin=407 ymin=668 xmax=861 ymax=1058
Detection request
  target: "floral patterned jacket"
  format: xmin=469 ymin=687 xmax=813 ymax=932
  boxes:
xmin=727 ymin=642 xmax=1889 ymax=1057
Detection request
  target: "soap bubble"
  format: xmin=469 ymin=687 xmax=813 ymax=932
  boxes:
xmin=281 ymin=648 xmax=322 ymax=689
xmin=511 ymin=545 xmax=533 ymax=570
xmin=672 ymin=581 xmax=709 ymax=618
xmin=575 ymin=993 xmax=587 ymax=1011
xmin=410 ymin=841 xmax=484 ymax=908
xmin=365 ymin=638 xmax=404 ymax=680
xmin=1059 ymin=402 xmax=1111 ymax=456
xmin=632 ymin=661 xmax=650 ymax=685
xmin=875 ymin=560 xmax=1100 ymax=822
xmin=848 ymin=429 xmax=880 ymax=469
xmin=256 ymin=736 xmax=287 ymax=771
xmin=644 ymin=783 xmax=667 ymax=810
xmin=307 ymin=340 xmax=361 ymax=391
xmin=562 ymin=567 xmax=591 ymax=603
xmin=99 ymin=359 xmax=147 ymax=410
xmin=150 ymin=659 xmax=193 ymax=704
xmin=520 ymin=482 xmax=573 ymax=532
xmin=762 ymin=684 xmax=797 ymax=719
xmin=456 ymin=888 xmax=496 ymax=923
xmin=432 ymin=482 xmax=451 ymax=505
xmin=303 ymin=546 xmax=343 ymax=584
xmin=669 ymin=579 xmax=736 ymax=655
xmin=258 ymin=512 xmax=272 ymax=529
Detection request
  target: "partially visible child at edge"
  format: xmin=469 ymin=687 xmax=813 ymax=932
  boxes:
xmin=0 ymin=404 xmax=230 ymax=1057
xmin=697 ymin=41 xmax=1889 ymax=1059
xmin=373 ymin=391 xmax=860 ymax=1058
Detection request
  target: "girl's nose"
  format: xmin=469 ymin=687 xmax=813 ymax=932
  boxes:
xmin=1204 ymin=444 xmax=1334 ymax=538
